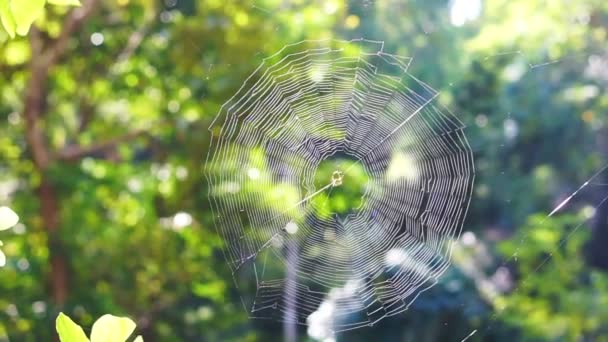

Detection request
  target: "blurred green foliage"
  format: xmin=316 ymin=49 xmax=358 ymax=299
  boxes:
xmin=0 ymin=0 xmax=606 ymax=341
xmin=497 ymin=213 xmax=608 ymax=341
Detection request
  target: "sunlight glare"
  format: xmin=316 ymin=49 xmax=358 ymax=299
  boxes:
xmin=449 ymin=0 xmax=482 ymax=27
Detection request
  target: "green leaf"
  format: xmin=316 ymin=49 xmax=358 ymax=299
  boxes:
xmin=47 ymin=0 xmax=81 ymax=6
xmin=0 ymin=246 xmax=6 ymax=268
xmin=0 ymin=1 xmax=16 ymax=38
xmin=10 ymin=0 xmax=46 ymax=36
xmin=56 ymin=313 xmax=90 ymax=342
xmin=0 ymin=206 xmax=19 ymax=231
xmin=90 ymin=314 xmax=136 ymax=342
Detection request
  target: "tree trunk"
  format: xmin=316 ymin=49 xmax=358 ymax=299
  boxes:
xmin=24 ymin=30 xmax=71 ymax=309
xmin=40 ymin=179 xmax=69 ymax=305
xmin=22 ymin=0 xmax=100 ymax=309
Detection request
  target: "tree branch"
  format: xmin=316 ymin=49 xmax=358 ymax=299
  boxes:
xmin=57 ymin=130 xmax=147 ymax=161
xmin=24 ymin=29 xmax=51 ymax=169
xmin=45 ymin=0 xmax=100 ymax=67
xmin=115 ymin=18 xmax=154 ymax=64
xmin=23 ymin=0 xmax=101 ymax=169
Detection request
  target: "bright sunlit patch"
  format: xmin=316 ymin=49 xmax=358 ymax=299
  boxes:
xmin=449 ymin=0 xmax=482 ymax=27
xmin=475 ymin=114 xmax=488 ymax=127
xmin=127 ymin=178 xmax=143 ymax=193
xmin=385 ymin=248 xmax=407 ymax=266
xmin=503 ymin=119 xmax=519 ymax=140
xmin=386 ymin=152 xmax=418 ymax=181
xmin=32 ymin=301 xmax=46 ymax=315
xmin=155 ymin=164 xmax=171 ymax=181
xmin=173 ymin=212 xmax=192 ymax=229
xmin=307 ymin=301 xmax=335 ymax=341
xmin=503 ymin=62 xmax=526 ymax=82
xmin=285 ymin=221 xmax=298 ymax=234
xmin=323 ymin=1 xmax=339 ymax=15
xmin=271 ymin=235 xmax=284 ymax=248
xmin=307 ymin=279 xmax=361 ymax=341
xmin=461 ymin=231 xmax=477 ymax=246
xmin=384 ymin=247 xmax=432 ymax=276
xmin=344 ymin=15 xmax=360 ymax=30
xmin=247 ymin=168 xmax=260 ymax=180
xmin=176 ymin=166 xmax=189 ymax=180
xmin=581 ymin=205 xmax=596 ymax=219
xmin=309 ymin=64 xmax=328 ymax=83
xmin=90 ymin=32 xmax=104 ymax=46
xmin=168 ymin=100 xmax=180 ymax=113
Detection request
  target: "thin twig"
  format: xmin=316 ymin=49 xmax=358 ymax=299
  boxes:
xmin=56 ymin=130 xmax=147 ymax=161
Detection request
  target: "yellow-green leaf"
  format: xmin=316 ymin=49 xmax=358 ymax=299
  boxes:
xmin=90 ymin=314 xmax=136 ymax=342
xmin=134 ymin=336 xmax=144 ymax=342
xmin=56 ymin=313 xmax=90 ymax=342
xmin=48 ymin=0 xmax=81 ymax=6
xmin=0 ymin=1 xmax=16 ymax=38
xmin=10 ymin=0 xmax=46 ymax=36
xmin=0 ymin=206 xmax=19 ymax=231
xmin=0 ymin=246 xmax=6 ymax=267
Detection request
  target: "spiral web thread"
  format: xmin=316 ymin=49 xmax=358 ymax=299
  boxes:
xmin=206 ymin=39 xmax=475 ymax=331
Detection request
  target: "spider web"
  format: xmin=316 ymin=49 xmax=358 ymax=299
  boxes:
xmin=206 ymin=38 xmax=475 ymax=332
